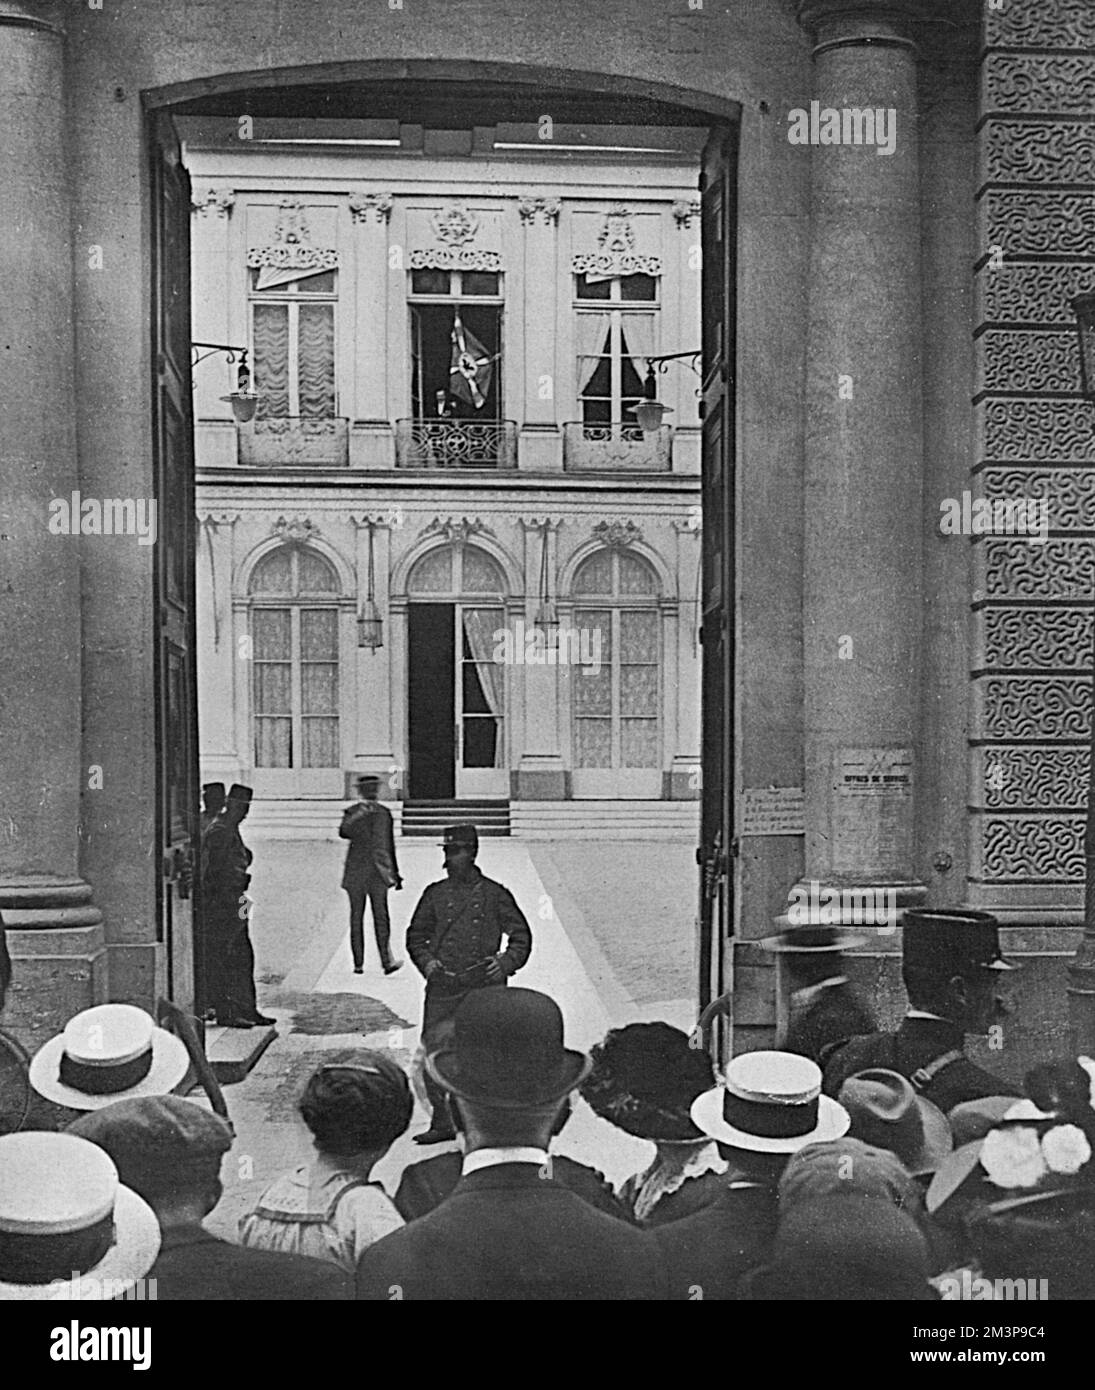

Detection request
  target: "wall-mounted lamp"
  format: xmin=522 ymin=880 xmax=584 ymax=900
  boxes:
xmin=192 ymin=342 xmax=260 ymax=424
xmin=535 ymin=521 xmax=557 ymax=632
xmin=358 ymin=520 xmax=384 ymax=650
xmin=632 ymin=350 xmax=701 ymax=436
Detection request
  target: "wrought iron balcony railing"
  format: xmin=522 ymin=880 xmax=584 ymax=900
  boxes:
xmin=237 ymin=416 xmax=349 ymax=466
xmin=395 ymin=419 xmax=517 ymax=470
xmin=562 ymin=422 xmax=672 ymax=472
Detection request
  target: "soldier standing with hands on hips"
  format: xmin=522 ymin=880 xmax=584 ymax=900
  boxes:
xmin=406 ymin=824 xmax=532 ymax=1144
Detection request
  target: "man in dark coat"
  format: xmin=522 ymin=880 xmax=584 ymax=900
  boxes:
xmin=201 ymin=784 xmax=273 ymax=1029
xmin=757 ymin=925 xmax=876 ymax=1066
xmin=406 ymin=824 xmax=532 ymax=1144
xmin=823 ymin=909 xmax=1022 ymax=1114
xmin=356 ymin=988 xmax=666 ymax=1300
xmin=200 ymin=782 xmax=226 ymax=836
xmin=339 ymin=774 xmax=402 ymax=975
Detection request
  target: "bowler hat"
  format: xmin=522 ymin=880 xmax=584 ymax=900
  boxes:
xmin=838 ymin=1068 xmax=953 ymax=1175
xmin=756 ymin=926 xmax=866 ymax=953
xmin=226 ymin=784 xmax=254 ymax=803
xmin=902 ymin=908 xmax=1015 ymax=975
xmin=0 ymin=1132 xmax=160 ymax=1300
xmin=29 ymin=1003 xmax=190 ymax=1111
xmin=426 ymin=988 xmax=590 ymax=1109
xmin=442 ymin=824 xmax=478 ymax=853
xmin=691 ymin=1051 xmax=849 ymax=1154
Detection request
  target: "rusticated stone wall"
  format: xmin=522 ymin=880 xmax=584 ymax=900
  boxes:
xmin=970 ymin=1 xmax=1095 ymax=916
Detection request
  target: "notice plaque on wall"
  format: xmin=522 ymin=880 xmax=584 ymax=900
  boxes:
xmin=742 ymin=787 xmax=805 ymax=837
xmin=831 ymin=747 xmax=913 ymax=874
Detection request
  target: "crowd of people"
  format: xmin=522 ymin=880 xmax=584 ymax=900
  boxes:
xmin=2 ymin=817 xmax=1094 ymax=1301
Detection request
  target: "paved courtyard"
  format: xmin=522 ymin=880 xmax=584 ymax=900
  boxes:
xmin=205 ymin=832 xmax=696 ymax=1238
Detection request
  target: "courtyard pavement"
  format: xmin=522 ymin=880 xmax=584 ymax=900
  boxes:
xmin=205 ymin=832 xmax=696 ymax=1239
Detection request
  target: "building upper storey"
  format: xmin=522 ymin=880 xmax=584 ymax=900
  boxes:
xmin=184 ymin=118 xmax=704 ymax=478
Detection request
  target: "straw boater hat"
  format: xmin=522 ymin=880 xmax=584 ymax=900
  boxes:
xmin=0 ymin=1132 xmax=159 ymax=1300
xmin=691 ymin=1050 xmax=850 ymax=1153
xmin=29 ymin=1003 xmax=190 ymax=1111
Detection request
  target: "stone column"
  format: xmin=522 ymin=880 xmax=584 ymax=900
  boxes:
xmin=518 ymin=198 xmax=562 ymax=472
xmin=348 ymin=192 xmax=394 ymax=468
xmin=190 ymin=187 xmax=237 ymax=467
xmin=0 ymin=1 xmax=104 ymax=1043
xmin=514 ymin=519 xmax=567 ymax=799
xmin=196 ymin=512 xmax=242 ymax=784
xmin=669 ymin=520 xmax=702 ymax=798
xmin=791 ymin=0 xmax=930 ymax=929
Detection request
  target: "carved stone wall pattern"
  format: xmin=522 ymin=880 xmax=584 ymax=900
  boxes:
xmin=247 ymin=198 xmax=339 ymax=275
xmin=979 ymin=400 xmax=1095 ymax=463
xmin=979 ymin=676 xmax=1092 ymax=741
xmin=980 ymin=468 xmax=1095 ymax=529
xmin=982 ymin=608 xmax=1093 ymax=671
xmin=981 ymin=816 xmax=1086 ymax=881
xmin=982 ymin=539 xmax=1095 ymax=601
xmin=978 ymin=330 xmax=1080 ymax=394
xmin=983 ymin=120 xmax=1095 ymax=186
xmin=517 ymin=197 xmax=561 ymax=225
xmin=192 ymin=187 xmax=235 ymax=218
xmin=986 ymin=0 xmax=1095 ymax=48
xmin=981 ymin=190 xmax=1095 ymax=257
xmin=980 ymin=263 xmax=1095 ymax=327
xmin=983 ymin=54 xmax=1095 ymax=117
xmin=980 ymin=747 xmax=1091 ymax=812
xmin=349 ymin=192 xmax=393 ymax=223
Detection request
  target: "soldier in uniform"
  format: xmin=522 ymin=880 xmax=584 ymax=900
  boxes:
xmin=338 ymin=774 xmax=403 ymax=976
xmin=756 ymin=925 xmax=876 ymax=1066
xmin=406 ymin=824 xmax=532 ymax=1144
xmin=823 ymin=909 xmax=1022 ymax=1114
xmin=201 ymin=784 xmax=274 ymax=1030
xmin=200 ymin=782 xmax=226 ymax=836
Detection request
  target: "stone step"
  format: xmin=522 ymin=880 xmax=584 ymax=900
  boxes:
xmin=206 ymin=1023 xmax=278 ymax=1083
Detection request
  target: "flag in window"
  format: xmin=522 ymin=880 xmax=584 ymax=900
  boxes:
xmin=450 ymin=313 xmax=493 ymax=410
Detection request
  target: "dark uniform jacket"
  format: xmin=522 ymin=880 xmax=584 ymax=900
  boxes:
xmin=394 ymin=1150 xmax=630 ymax=1224
xmin=653 ymin=1183 xmax=779 ymax=1300
xmin=339 ymin=801 xmax=400 ymax=891
xmin=143 ymin=1228 xmax=349 ymax=1300
xmin=356 ymin=1164 xmax=667 ymax=1300
xmin=822 ymin=1016 xmax=1022 ymax=1114
xmin=201 ymin=819 xmax=252 ymax=915
xmin=784 ymin=977 xmax=876 ymax=1067
xmin=406 ymin=867 xmax=532 ymax=986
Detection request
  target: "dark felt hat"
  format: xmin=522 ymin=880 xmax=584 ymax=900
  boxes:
xmin=426 ymin=988 xmax=590 ymax=1109
xmin=901 ymin=908 xmax=1016 ymax=975
xmin=838 ymin=1068 xmax=953 ymax=1176
xmin=226 ymin=784 xmax=253 ymax=803
xmin=581 ymin=1022 xmax=715 ymax=1142
xmin=442 ymin=824 xmax=478 ymax=852
xmin=756 ymin=926 xmax=866 ymax=953
xmin=356 ymin=773 xmax=381 ymax=788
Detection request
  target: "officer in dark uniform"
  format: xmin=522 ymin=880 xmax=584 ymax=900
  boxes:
xmin=201 ymin=784 xmax=275 ymax=1030
xmin=757 ymin=925 xmax=876 ymax=1066
xmin=823 ymin=909 xmax=1021 ymax=1114
xmin=200 ymin=782 xmax=226 ymax=837
xmin=406 ymin=824 xmax=532 ymax=1144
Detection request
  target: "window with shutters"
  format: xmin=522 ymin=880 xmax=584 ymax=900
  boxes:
xmin=250 ymin=269 xmax=338 ymax=419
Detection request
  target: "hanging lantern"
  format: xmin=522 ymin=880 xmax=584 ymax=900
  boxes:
xmin=220 ymin=350 xmax=260 ymax=424
xmin=633 ymin=361 xmax=672 ymax=436
xmin=358 ymin=521 xmax=384 ymax=649
xmin=535 ymin=521 xmax=557 ymax=632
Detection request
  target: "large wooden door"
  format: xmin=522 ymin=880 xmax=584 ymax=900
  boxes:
xmin=697 ymin=126 xmax=738 ymax=1064
xmin=150 ymin=111 xmax=201 ymax=1012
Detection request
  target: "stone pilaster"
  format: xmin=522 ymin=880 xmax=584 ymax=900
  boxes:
xmin=669 ymin=519 xmax=702 ymax=798
xmin=197 ymin=512 xmax=242 ymax=784
xmin=793 ymin=0 xmax=930 ymax=924
xmin=514 ymin=518 xmax=567 ymax=799
xmin=0 ymin=1 xmax=105 ymax=1047
xmin=190 ymin=185 xmax=237 ymax=465
xmin=351 ymin=516 xmax=396 ymax=787
xmin=349 ymin=191 xmax=394 ymax=467
xmin=518 ymin=197 xmax=561 ymax=472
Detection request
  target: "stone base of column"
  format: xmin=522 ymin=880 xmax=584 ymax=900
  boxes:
xmin=512 ymin=760 xmax=568 ymax=800
xmin=518 ymin=425 xmax=561 ymax=472
xmin=1 ymin=876 xmax=106 ymax=1054
xmin=778 ymin=877 xmax=927 ymax=936
xmin=666 ymin=759 xmax=701 ymax=801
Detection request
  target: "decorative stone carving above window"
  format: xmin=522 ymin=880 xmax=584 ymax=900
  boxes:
xmin=422 ymin=516 xmax=497 ymax=544
xmin=349 ymin=191 xmax=393 ymax=223
xmin=572 ymin=207 xmax=661 ymax=281
xmin=672 ymin=198 xmax=700 ymax=228
xmin=518 ymin=197 xmax=561 ymax=225
xmin=247 ymin=199 xmax=339 ymax=286
xmin=592 ymin=519 xmax=643 ymax=549
xmin=409 ymin=201 xmax=503 ymax=272
xmin=271 ymin=515 xmax=322 ymax=546
xmin=192 ymin=187 xmax=236 ymax=218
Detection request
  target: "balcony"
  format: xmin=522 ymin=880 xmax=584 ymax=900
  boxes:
xmin=563 ymin=422 xmax=672 ymax=472
xmin=237 ymin=416 xmax=349 ymax=466
xmin=395 ymin=419 xmax=517 ymax=470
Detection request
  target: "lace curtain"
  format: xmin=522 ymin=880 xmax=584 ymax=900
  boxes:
xmin=461 ymin=607 xmax=505 ymax=769
xmin=298 ymin=303 xmax=335 ymax=418
xmin=253 ymin=304 xmax=290 ymax=419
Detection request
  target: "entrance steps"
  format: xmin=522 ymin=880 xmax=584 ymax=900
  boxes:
xmin=246 ymin=799 xmax=398 ymax=839
xmin=400 ymin=800 xmax=510 ymax=837
xmin=512 ymin=801 xmax=699 ymax=840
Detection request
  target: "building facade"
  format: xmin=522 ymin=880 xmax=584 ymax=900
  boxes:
xmin=187 ymin=128 xmax=703 ymax=822
xmin=1 ymin=0 xmax=1092 ymax=1077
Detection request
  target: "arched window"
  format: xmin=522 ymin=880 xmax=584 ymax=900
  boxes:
xmin=249 ymin=546 xmax=340 ymax=768
xmin=572 ymin=549 xmax=660 ymax=773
